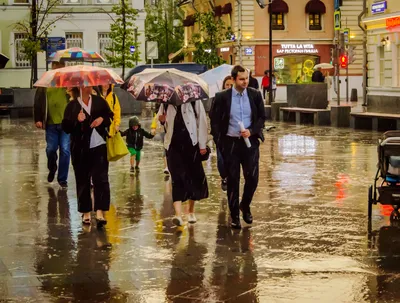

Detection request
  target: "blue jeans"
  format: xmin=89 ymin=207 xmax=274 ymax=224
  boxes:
xmin=46 ymin=124 xmax=70 ymax=183
xmin=217 ymin=147 xmax=227 ymax=179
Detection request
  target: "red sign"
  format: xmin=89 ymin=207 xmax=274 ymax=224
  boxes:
xmin=387 ymin=17 xmax=400 ymax=29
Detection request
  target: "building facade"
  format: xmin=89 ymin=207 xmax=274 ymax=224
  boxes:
xmin=362 ymin=0 xmax=400 ymax=112
xmin=180 ymin=0 xmax=368 ymax=100
xmin=0 ymin=0 xmax=146 ymax=88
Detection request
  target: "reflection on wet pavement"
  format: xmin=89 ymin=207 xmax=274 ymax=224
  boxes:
xmin=1 ymin=118 xmax=399 ymax=302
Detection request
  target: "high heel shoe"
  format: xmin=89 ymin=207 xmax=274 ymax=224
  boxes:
xmin=96 ymin=217 xmax=107 ymax=228
xmin=81 ymin=214 xmax=91 ymax=225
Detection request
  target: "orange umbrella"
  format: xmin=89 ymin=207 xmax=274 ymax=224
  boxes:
xmin=34 ymin=65 xmax=123 ymax=88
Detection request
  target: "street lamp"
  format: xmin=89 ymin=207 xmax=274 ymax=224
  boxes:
xmin=255 ymin=0 xmax=274 ymax=103
xmin=268 ymin=0 xmax=273 ymax=103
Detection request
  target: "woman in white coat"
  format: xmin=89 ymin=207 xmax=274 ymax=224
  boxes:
xmin=158 ymin=100 xmax=209 ymax=226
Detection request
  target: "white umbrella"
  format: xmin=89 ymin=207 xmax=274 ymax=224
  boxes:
xmin=199 ymin=64 xmax=233 ymax=98
xmin=314 ymin=63 xmax=334 ymax=69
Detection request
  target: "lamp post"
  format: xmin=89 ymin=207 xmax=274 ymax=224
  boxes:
xmin=268 ymin=0 xmax=273 ymax=103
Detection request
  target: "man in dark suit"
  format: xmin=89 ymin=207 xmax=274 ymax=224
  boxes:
xmin=210 ymin=65 xmax=266 ymax=229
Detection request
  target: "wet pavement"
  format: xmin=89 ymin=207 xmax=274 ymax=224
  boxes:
xmin=0 ymin=117 xmax=399 ymax=302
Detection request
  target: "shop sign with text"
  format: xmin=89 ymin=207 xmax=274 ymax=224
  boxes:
xmin=276 ymin=44 xmax=318 ymax=54
xmin=387 ymin=17 xmax=400 ymax=30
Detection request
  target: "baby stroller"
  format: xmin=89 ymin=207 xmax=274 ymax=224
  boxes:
xmin=369 ymin=131 xmax=400 ymax=221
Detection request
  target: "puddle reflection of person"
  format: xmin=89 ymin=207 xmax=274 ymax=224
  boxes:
xmin=165 ymin=225 xmax=208 ymax=300
xmin=35 ymin=187 xmax=73 ymax=298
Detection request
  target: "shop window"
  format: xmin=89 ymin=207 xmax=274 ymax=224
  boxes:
xmin=272 ymin=13 xmax=285 ymax=30
xmin=309 ymin=13 xmax=322 ymax=30
xmin=273 ymin=55 xmax=320 ymax=84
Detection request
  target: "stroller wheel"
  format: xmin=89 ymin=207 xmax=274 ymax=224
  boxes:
xmin=368 ymin=185 xmax=373 ymax=220
xmin=390 ymin=209 xmax=400 ymax=221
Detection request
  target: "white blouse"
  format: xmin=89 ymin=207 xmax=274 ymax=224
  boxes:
xmin=78 ymin=96 xmax=106 ymax=149
xmin=157 ymin=100 xmax=208 ymax=151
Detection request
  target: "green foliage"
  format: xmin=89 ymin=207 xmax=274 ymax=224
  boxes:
xmin=145 ymin=0 xmax=184 ymax=63
xmin=14 ymin=0 xmax=69 ymax=87
xmin=190 ymin=12 xmax=232 ymax=69
xmin=106 ymin=0 xmax=140 ymax=78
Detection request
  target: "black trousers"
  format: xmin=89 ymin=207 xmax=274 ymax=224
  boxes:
xmin=220 ymin=136 xmax=260 ymax=219
xmin=73 ymin=144 xmax=110 ymax=213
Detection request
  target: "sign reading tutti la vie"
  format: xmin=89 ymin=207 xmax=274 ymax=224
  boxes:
xmin=371 ymin=1 xmax=387 ymax=14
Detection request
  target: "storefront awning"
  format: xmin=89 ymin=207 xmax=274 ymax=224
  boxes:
xmin=305 ymin=0 xmax=326 ymax=14
xmin=268 ymin=0 xmax=289 ymax=14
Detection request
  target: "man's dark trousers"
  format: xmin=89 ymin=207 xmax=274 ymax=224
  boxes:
xmin=221 ymin=136 xmax=260 ymax=219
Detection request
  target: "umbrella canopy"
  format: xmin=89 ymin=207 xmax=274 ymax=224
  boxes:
xmin=199 ymin=64 xmax=233 ymax=98
xmin=0 ymin=53 xmax=9 ymax=69
xmin=126 ymin=68 xmax=209 ymax=105
xmin=49 ymin=47 xmax=105 ymax=63
xmin=314 ymin=63 xmax=334 ymax=69
xmin=34 ymin=65 xmax=124 ymax=88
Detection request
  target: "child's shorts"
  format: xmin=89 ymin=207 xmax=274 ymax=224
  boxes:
xmin=128 ymin=147 xmax=141 ymax=161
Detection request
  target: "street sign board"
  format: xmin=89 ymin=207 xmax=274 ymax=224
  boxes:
xmin=146 ymin=41 xmax=158 ymax=59
xmin=371 ymin=1 xmax=387 ymax=14
xmin=130 ymin=46 xmax=135 ymax=54
xmin=343 ymin=28 xmax=350 ymax=44
xmin=244 ymin=47 xmax=253 ymax=55
xmin=40 ymin=37 xmax=66 ymax=59
xmin=334 ymin=10 xmax=341 ymax=30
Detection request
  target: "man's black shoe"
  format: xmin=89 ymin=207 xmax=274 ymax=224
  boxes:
xmin=59 ymin=181 xmax=68 ymax=188
xmin=48 ymin=171 xmax=56 ymax=183
xmin=231 ymin=217 xmax=242 ymax=229
xmin=221 ymin=178 xmax=227 ymax=191
xmin=240 ymin=203 xmax=253 ymax=224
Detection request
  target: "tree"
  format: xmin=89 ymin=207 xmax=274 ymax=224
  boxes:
xmin=14 ymin=0 xmax=70 ymax=88
xmin=145 ymin=0 xmax=184 ymax=63
xmin=106 ymin=0 xmax=140 ymax=79
xmin=190 ymin=12 xmax=232 ymax=69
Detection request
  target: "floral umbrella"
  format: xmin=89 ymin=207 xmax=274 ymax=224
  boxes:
xmin=48 ymin=47 xmax=105 ymax=63
xmin=34 ymin=65 xmax=124 ymax=88
xmin=126 ymin=68 xmax=209 ymax=106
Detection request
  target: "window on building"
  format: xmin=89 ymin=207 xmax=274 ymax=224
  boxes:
xmin=94 ymin=0 xmax=113 ymax=4
xmin=14 ymin=33 xmax=30 ymax=68
xmin=271 ymin=13 xmax=285 ymax=30
xmin=309 ymin=13 xmax=322 ymax=30
xmin=13 ymin=0 xmax=29 ymax=4
xmin=65 ymin=32 xmax=83 ymax=65
xmin=98 ymin=32 xmax=113 ymax=66
xmin=66 ymin=32 xmax=83 ymax=48
xmin=62 ymin=0 xmax=81 ymax=4
xmin=380 ymin=46 xmax=385 ymax=86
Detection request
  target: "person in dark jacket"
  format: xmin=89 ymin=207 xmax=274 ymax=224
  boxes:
xmin=34 ymin=62 xmax=70 ymax=187
xmin=210 ymin=65 xmax=266 ymax=229
xmin=248 ymin=71 xmax=259 ymax=90
xmin=121 ymin=116 xmax=155 ymax=173
xmin=311 ymin=67 xmax=325 ymax=83
xmin=62 ymin=86 xmax=113 ymax=226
